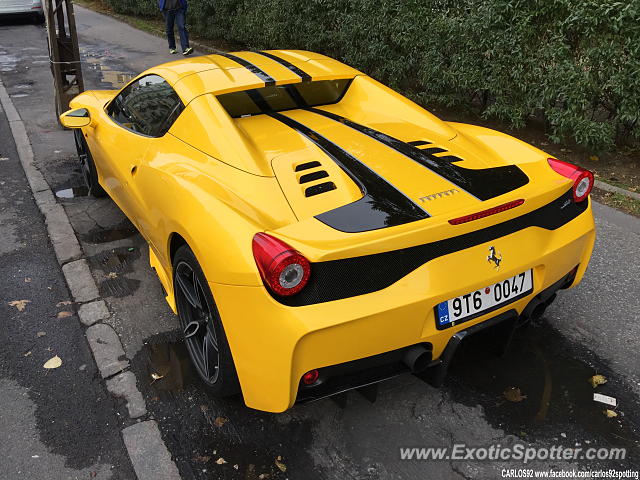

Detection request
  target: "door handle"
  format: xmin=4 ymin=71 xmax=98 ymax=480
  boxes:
xmin=131 ymin=166 xmax=137 ymax=176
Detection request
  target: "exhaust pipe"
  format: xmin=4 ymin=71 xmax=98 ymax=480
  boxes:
xmin=403 ymin=345 xmax=432 ymax=373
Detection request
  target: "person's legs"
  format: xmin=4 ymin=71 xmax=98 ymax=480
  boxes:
xmin=174 ymin=9 xmax=190 ymax=52
xmin=163 ymin=10 xmax=177 ymax=50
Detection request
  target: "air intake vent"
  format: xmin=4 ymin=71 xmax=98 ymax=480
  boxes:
xmin=422 ymin=147 xmax=447 ymax=155
xmin=409 ymin=141 xmax=463 ymax=163
xmin=305 ymin=182 xmax=336 ymax=197
xmin=295 ymin=161 xmax=321 ymax=172
xmin=299 ymin=170 xmax=329 ymax=184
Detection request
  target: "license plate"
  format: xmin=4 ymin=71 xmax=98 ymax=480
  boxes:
xmin=435 ymin=270 xmax=533 ymax=328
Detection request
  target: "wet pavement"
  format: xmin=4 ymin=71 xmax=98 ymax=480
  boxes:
xmin=0 ymin=70 xmax=135 ymax=478
xmin=2 ymin=7 xmax=640 ymax=479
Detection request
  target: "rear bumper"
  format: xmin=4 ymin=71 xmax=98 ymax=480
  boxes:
xmin=296 ymin=268 xmax=577 ymax=404
xmin=0 ymin=4 xmax=42 ymax=15
xmin=211 ymin=201 xmax=595 ymax=412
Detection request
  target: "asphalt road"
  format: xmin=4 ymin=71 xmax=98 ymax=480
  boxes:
xmin=1 ymin=8 xmax=639 ymax=479
xmin=0 ymin=54 xmax=134 ymax=478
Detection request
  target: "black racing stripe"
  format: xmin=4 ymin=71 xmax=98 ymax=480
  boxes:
xmin=307 ymin=108 xmax=530 ymax=201
xmin=255 ymin=51 xmax=312 ymax=82
xmin=283 ymin=84 xmax=308 ymax=108
xmin=219 ymin=53 xmax=276 ymax=86
xmin=268 ymin=112 xmax=429 ymax=232
xmin=274 ymin=189 xmax=589 ymax=306
xmin=246 ymin=89 xmax=271 ymax=113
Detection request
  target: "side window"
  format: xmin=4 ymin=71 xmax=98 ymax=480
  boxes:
xmin=107 ymin=74 xmax=183 ymax=137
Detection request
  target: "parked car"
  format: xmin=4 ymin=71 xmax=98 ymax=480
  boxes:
xmin=0 ymin=0 xmax=45 ymax=23
xmin=60 ymin=50 xmax=596 ymax=412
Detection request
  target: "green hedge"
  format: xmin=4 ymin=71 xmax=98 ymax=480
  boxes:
xmin=105 ymin=0 xmax=640 ymax=150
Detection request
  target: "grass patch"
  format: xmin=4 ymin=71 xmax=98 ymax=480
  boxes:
xmin=591 ymin=188 xmax=640 ymax=218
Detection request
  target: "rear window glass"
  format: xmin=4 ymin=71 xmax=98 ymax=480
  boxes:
xmin=217 ymin=79 xmax=352 ymax=118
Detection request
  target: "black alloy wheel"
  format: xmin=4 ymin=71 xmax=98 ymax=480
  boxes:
xmin=73 ymin=129 xmax=106 ymax=197
xmin=172 ymin=245 xmax=239 ymax=395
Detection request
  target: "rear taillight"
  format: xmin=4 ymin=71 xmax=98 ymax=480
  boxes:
xmin=302 ymin=369 xmax=319 ymax=385
xmin=448 ymin=199 xmax=525 ymax=225
xmin=252 ymin=233 xmax=311 ymax=296
xmin=547 ymin=158 xmax=594 ymax=202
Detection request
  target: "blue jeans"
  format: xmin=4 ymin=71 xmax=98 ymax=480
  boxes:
xmin=163 ymin=8 xmax=189 ymax=51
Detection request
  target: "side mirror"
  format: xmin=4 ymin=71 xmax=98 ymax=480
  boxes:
xmin=59 ymin=108 xmax=91 ymax=128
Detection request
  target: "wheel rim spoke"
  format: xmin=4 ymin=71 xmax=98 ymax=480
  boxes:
xmin=202 ymin=327 xmax=219 ymax=381
xmin=175 ymin=266 xmax=202 ymax=310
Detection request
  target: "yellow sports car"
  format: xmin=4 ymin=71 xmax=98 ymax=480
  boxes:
xmin=60 ymin=50 xmax=595 ymax=412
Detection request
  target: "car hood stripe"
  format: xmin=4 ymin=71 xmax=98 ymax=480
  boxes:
xmin=268 ymin=112 xmax=430 ymax=232
xmin=218 ymin=53 xmax=276 ymax=86
xmin=255 ymin=51 xmax=312 ymax=82
xmin=307 ymin=107 xmax=529 ymax=201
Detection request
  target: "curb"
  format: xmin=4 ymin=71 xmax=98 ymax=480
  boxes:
xmin=594 ymin=180 xmax=640 ymax=202
xmin=0 ymin=79 xmax=181 ymax=480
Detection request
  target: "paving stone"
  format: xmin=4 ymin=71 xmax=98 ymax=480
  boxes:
xmin=122 ymin=421 xmax=181 ymax=480
xmin=78 ymin=300 xmax=110 ymax=326
xmin=106 ymin=371 xmax=147 ymax=419
xmin=62 ymin=259 xmax=99 ymax=302
xmin=86 ymin=323 xmax=129 ymax=378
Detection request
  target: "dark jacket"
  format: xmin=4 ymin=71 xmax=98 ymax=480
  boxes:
xmin=158 ymin=0 xmax=187 ymax=10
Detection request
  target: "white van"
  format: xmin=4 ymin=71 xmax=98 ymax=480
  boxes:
xmin=0 ymin=0 xmax=45 ymax=24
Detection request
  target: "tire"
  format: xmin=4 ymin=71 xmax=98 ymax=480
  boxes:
xmin=172 ymin=245 xmax=240 ymax=396
xmin=74 ymin=130 xmax=106 ymax=197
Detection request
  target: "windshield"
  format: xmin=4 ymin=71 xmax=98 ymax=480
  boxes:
xmin=216 ymin=79 xmax=353 ymax=118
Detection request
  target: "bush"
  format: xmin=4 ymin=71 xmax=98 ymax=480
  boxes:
xmin=104 ymin=0 xmax=640 ymax=150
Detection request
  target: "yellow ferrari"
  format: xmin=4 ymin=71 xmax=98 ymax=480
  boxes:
xmin=60 ymin=50 xmax=596 ymax=412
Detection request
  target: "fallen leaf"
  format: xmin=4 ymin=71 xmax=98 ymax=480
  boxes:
xmin=23 ymin=351 xmax=32 ymax=357
xmin=233 ymin=464 xmax=239 ymax=470
xmin=589 ymin=374 xmax=607 ymax=388
xmin=193 ymin=455 xmax=211 ymax=463
xmin=589 ymin=155 xmax=599 ymax=162
xmin=8 ymin=300 xmax=31 ymax=312
xmin=36 ymin=331 xmax=46 ymax=338
xmin=200 ymin=404 xmax=209 ymax=413
xmin=56 ymin=311 xmax=73 ymax=319
xmin=604 ymin=409 xmax=618 ymax=418
xmin=215 ymin=457 xmax=227 ymax=465
xmin=150 ymin=372 xmax=164 ymax=384
xmin=24 ymin=277 xmax=32 ymax=283
xmin=275 ymin=457 xmax=287 ymax=472
xmin=56 ymin=301 xmax=72 ymax=307
xmin=43 ymin=356 xmax=62 ymax=369
xmin=258 ymin=474 xmax=270 ymax=480
xmin=214 ymin=417 xmax=228 ymax=427
xmin=503 ymin=387 xmax=527 ymax=402
xmin=106 ymin=272 xmax=118 ymax=279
